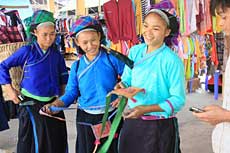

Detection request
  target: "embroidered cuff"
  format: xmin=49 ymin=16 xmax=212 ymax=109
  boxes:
xmin=158 ymin=100 xmax=174 ymax=116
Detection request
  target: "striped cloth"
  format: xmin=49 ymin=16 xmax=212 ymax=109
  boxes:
xmin=141 ymin=0 xmax=149 ymax=22
xmin=70 ymin=16 xmax=100 ymax=36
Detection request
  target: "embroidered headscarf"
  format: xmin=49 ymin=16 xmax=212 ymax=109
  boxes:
xmin=70 ymin=16 xmax=106 ymax=54
xmin=24 ymin=10 xmax=55 ymax=43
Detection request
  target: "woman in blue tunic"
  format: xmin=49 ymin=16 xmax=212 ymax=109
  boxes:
xmin=43 ymin=16 xmax=125 ymax=153
xmin=0 ymin=10 xmax=69 ymax=153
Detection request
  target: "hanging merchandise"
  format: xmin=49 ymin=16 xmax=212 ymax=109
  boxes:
xmin=0 ymin=8 xmax=26 ymax=44
xmin=55 ymin=17 xmax=77 ymax=59
xmin=133 ymin=0 xmax=143 ymax=36
xmin=103 ymin=0 xmax=139 ymax=44
xmin=214 ymin=32 xmax=224 ymax=70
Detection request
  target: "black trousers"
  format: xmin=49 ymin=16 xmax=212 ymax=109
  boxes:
xmin=0 ymin=86 xmax=9 ymax=131
xmin=17 ymin=98 xmax=68 ymax=153
xmin=119 ymin=118 xmax=181 ymax=153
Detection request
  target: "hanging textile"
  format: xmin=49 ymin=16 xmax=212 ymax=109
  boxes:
xmin=134 ymin=0 xmax=143 ymax=36
xmin=103 ymin=0 xmax=139 ymax=44
xmin=0 ymin=9 xmax=26 ymax=44
xmin=55 ymin=17 xmax=76 ymax=55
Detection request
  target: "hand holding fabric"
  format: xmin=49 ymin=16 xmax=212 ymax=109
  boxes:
xmin=42 ymin=99 xmax=65 ymax=115
xmin=111 ymin=87 xmax=145 ymax=102
xmin=3 ymin=84 xmax=20 ymax=104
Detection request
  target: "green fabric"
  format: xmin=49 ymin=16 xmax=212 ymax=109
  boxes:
xmin=99 ymin=94 xmax=111 ymax=137
xmin=24 ymin=10 xmax=55 ymax=43
xmin=212 ymin=16 xmax=216 ymax=32
xmin=188 ymin=38 xmax=194 ymax=55
xmin=179 ymin=0 xmax=185 ymax=34
xmin=186 ymin=55 xmax=191 ymax=79
xmin=31 ymin=10 xmax=55 ymax=25
xmin=21 ymin=88 xmax=55 ymax=102
xmin=98 ymin=95 xmax=127 ymax=153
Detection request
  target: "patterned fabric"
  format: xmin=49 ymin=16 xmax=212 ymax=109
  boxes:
xmin=152 ymin=0 xmax=174 ymax=10
xmin=0 ymin=26 xmax=23 ymax=44
xmin=141 ymin=0 xmax=149 ymax=22
xmin=7 ymin=26 xmax=23 ymax=42
xmin=31 ymin=10 xmax=55 ymax=26
xmin=214 ymin=32 xmax=224 ymax=70
xmin=69 ymin=16 xmax=106 ymax=54
xmin=70 ymin=16 xmax=100 ymax=36
xmin=0 ymin=26 xmax=10 ymax=44
xmin=24 ymin=10 xmax=55 ymax=43
xmin=0 ymin=9 xmax=25 ymax=44
xmin=76 ymin=109 xmax=121 ymax=153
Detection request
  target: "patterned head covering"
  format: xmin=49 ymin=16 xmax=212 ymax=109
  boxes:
xmin=70 ymin=16 xmax=106 ymax=54
xmin=70 ymin=16 xmax=102 ymax=36
xmin=24 ymin=10 xmax=55 ymax=43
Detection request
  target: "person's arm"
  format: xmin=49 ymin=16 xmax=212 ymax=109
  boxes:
xmin=124 ymin=104 xmax=164 ymax=119
xmin=0 ymin=47 xmax=28 ymax=85
xmin=59 ymin=61 xmax=80 ymax=107
xmin=60 ymin=84 xmax=66 ymax=96
xmin=42 ymin=61 xmax=80 ymax=114
xmin=58 ymin=54 xmax=69 ymax=96
xmin=42 ymin=98 xmax=65 ymax=114
xmin=158 ymin=56 xmax=186 ymax=116
xmin=2 ymin=84 xmax=20 ymax=104
xmin=193 ymin=105 xmax=230 ymax=125
xmin=0 ymin=46 xmax=28 ymax=103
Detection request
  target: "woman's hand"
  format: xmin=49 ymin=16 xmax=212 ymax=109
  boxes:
xmin=111 ymin=87 xmax=145 ymax=99
xmin=3 ymin=84 xmax=20 ymax=104
xmin=124 ymin=105 xmax=147 ymax=119
xmin=42 ymin=99 xmax=65 ymax=115
xmin=114 ymin=82 xmax=126 ymax=90
xmin=111 ymin=97 xmax=123 ymax=108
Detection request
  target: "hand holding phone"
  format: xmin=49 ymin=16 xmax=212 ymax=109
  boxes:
xmin=189 ymin=107 xmax=205 ymax=113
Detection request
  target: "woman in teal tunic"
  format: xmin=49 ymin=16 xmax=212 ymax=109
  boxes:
xmin=117 ymin=9 xmax=185 ymax=153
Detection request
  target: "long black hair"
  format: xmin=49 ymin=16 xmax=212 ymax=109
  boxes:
xmin=210 ymin=0 xmax=230 ymax=15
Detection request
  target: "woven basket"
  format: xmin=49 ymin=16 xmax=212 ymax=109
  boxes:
xmin=0 ymin=42 xmax=27 ymax=100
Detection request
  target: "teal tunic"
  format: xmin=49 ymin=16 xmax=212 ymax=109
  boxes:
xmin=121 ymin=43 xmax=185 ymax=118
